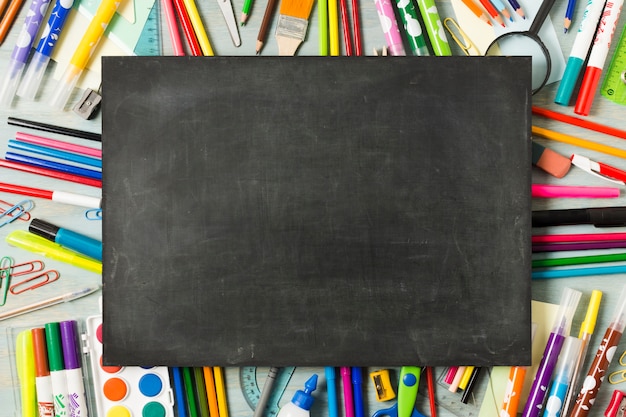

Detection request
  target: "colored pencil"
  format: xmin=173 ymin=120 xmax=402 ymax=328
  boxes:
xmin=534 ymin=252 xmax=626 ymax=268
xmin=203 ymin=367 xmax=220 ymax=417
xmin=532 ymin=106 xmax=626 ymax=139
xmin=194 ymin=368 xmax=210 ymax=417
xmin=0 ymin=0 xmax=10 ymax=18
xmin=339 ymin=0 xmax=352 ymax=54
xmin=15 ymin=132 xmax=101 ymax=158
xmin=214 ymin=367 xmax=229 ymax=417
xmin=256 ymin=0 xmax=278 ymax=53
xmin=425 ymin=367 xmax=437 ymax=417
xmin=7 ymin=117 xmax=101 ymax=142
xmin=6 ymin=153 xmax=102 ymax=180
xmin=351 ymin=0 xmax=361 ymax=55
xmin=459 ymin=0 xmax=491 ymax=26
xmin=173 ymin=0 xmax=202 ymax=55
xmin=490 ymin=0 xmax=512 ymax=21
xmin=564 ymin=0 xmax=576 ymax=32
xmin=0 ymin=159 xmax=102 ymax=187
xmin=319 ymin=0 xmax=328 ymax=54
xmin=533 ymin=241 xmax=626 ymax=252
xmin=182 ymin=0 xmax=214 ymax=55
xmin=532 ymin=264 xmax=626 ymax=279
xmin=477 ymin=0 xmax=504 ymax=26
xmin=172 ymin=368 xmax=188 ymax=417
xmin=182 ymin=367 xmax=199 ymax=417
xmin=8 ymin=140 xmax=101 ymax=168
xmin=162 ymin=0 xmax=185 ymax=55
xmin=533 ymin=232 xmax=626 ymax=243
xmin=241 ymin=0 xmax=254 ymax=24
xmin=506 ymin=0 xmax=525 ymax=18
xmin=532 ymin=126 xmax=626 ymax=160
xmin=274 ymin=0 xmax=316 ymax=55
xmin=0 ymin=0 xmax=25 ymax=45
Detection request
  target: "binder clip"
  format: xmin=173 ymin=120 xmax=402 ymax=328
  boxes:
xmin=606 ymin=390 xmax=626 ymax=417
xmin=370 ymin=369 xmax=396 ymax=402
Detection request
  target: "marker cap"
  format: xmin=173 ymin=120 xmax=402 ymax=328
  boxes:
xmin=554 ymin=57 xmax=584 ymax=106
xmin=44 ymin=322 xmax=65 ymax=372
xmin=29 ymin=218 xmax=60 ymax=242
xmin=31 ymin=328 xmax=51 ymax=377
xmin=17 ymin=51 xmax=50 ymax=101
xmin=49 ymin=64 xmax=83 ymax=110
xmin=0 ymin=60 xmax=26 ymax=107
xmin=60 ymin=320 xmax=80 ymax=369
xmin=574 ymin=66 xmax=602 ymax=116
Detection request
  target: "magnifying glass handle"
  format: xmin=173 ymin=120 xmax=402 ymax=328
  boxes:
xmin=529 ymin=0 xmax=557 ymax=35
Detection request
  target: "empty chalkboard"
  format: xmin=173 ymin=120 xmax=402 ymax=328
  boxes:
xmin=102 ymin=56 xmax=532 ymax=367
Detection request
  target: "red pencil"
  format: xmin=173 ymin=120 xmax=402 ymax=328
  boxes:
xmin=339 ymin=0 xmax=353 ymax=55
xmin=173 ymin=0 xmax=202 ymax=56
xmin=351 ymin=0 xmax=362 ymax=55
xmin=532 ymin=106 xmax=626 ymax=140
xmin=478 ymin=0 xmax=504 ymax=26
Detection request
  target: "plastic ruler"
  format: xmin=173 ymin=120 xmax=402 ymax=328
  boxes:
xmin=600 ymin=24 xmax=626 ymax=105
xmin=239 ymin=367 xmax=297 ymax=417
xmin=133 ymin=1 xmax=161 ymax=55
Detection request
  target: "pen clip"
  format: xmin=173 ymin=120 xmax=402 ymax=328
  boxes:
xmin=571 ymin=154 xmax=626 ymax=186
xmin=443 ymin=18 xmax=480 ymax=56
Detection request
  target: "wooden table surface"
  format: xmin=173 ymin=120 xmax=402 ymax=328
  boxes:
xmin=0 ymin=0 xmax=625 ymax=414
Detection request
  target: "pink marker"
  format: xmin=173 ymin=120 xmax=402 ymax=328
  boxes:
xmin=532 ymin=184 xmax=620 ymax=198
xmin=532 ymin=232 xmax=626 ymax=243
xmin=341 ymin=367 xmax=355 ymax=417
xmin=374 ymin=0 xmax=406 ymax=56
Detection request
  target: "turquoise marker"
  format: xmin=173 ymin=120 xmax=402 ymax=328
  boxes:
xmin=326 ymin=367 xmax=339 ymax=417
xmin=554 ymin=0 xmax=605 ymax=105
xmin=415 ymin=0 xmax=451 ymax=55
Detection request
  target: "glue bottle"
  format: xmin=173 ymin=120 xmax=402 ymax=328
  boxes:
xmin=277 ymin=374 xmax=318 ymax=417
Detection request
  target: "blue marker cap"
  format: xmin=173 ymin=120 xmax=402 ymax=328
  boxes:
xmin=291 ymin=374 xmax=318 ymax=411
xmin=555 ymin=57 xmax=585 ymax=106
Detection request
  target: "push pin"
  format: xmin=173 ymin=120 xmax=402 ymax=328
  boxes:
xmin=370 ymin=369 xmax=396 ymax=402
xmin=73 ymin=85 xmax=102 ymax=120
xmin=605 ymin=390 xmax=626 ymax=417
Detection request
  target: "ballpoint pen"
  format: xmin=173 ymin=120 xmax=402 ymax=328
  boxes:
xmin=0 ymin=286 xmax=100 ymax=321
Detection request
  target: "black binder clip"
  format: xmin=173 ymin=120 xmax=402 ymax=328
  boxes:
xmin=73 ymin=87 xmax=102 ymax=120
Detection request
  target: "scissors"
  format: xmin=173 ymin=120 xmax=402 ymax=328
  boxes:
xmin=373 ymin=367 xmax=426 ymax=417
xmin=609 ymin=350 xmax=626 ymax=384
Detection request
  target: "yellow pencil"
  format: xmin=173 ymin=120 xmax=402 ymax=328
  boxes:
xmin=275 ymin=0 xmax=316 ymax=55
xmin=532 ymin=126 xmax=626 ymax=160
xmin=182 ymin=0 xmax=214 ymax=55
xmin=214 ymin=366 xmax=229 ymax=417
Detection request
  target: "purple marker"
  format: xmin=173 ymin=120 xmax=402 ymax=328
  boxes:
xmin=60 ymin=320 xmax=89 ymax=417
xmin=18 ymin=0 xmax=75 ymax=100
xmin=0 ymin=0 xmax=52 ymax=106
xmin=522 ymin=287 xmax=581 ymax=417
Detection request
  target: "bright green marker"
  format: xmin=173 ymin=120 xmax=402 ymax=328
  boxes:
xmin=415 ymin=0 xmax=451 ymax=56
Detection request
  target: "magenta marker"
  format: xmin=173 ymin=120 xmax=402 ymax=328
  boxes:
xmin=522 ymin=287 xmax=581 ymax=417
xmin=60 ymin=320 xmax=88 ymax=417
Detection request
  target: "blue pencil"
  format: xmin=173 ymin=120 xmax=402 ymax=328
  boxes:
xmin=564 ymin=0 xmax=576 ymax=32
xmin=6 ymin=152 xmax=102 ymax=180
xmin=172 ymin=367 xmax=188 ymax=417
xmin=8 ymin=139 xmax=102 ymax=168
xmin=532 ymin=264 xmax=626 ymax=279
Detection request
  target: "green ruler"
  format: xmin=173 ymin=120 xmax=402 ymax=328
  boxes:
xmin=133 ymin=1 xmax=162 ymax=56
xmin=600 ymin=25 xmax=626 ymax=105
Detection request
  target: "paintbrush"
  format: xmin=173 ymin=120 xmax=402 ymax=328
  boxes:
xmin=275 ymin=0 xmax=316 ymax=55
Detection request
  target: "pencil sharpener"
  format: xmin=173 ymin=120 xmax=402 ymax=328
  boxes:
xmin=370 ymin=369 xmax=396 ymax=402
xmin=605 ymin=390 xmax=626 ymax=417
xmin=73 ymin=88 xmax=102 ymax=120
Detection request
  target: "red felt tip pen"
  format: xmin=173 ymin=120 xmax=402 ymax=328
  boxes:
xmin=0 ymin=182 xmax=101 ymax=208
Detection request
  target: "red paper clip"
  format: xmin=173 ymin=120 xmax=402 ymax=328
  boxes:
xmin=0 ymin=260 xmax=45 ymax=276
xmin=9 ymin=270 xmax=60 ymax=294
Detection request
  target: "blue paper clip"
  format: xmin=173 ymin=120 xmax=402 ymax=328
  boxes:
xmin=0 ymin=257 xmax=14 ymax=306
xmin=85 ymin=208 xmax=102 ymax=220
xmin=0 ymin=200 xmax=34 ymax=227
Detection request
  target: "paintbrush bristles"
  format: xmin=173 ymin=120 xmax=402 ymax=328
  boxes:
xmin=279 ymin=0 xmax=315 ymax=19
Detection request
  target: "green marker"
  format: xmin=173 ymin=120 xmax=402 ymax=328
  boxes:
xmin=45 ymin=322 xmax=69 ymax=417
xmin=533 ymin=252 xmax=626 ymax=268
xmin=394 ymin=0 xmax=429 ymax=55
xmin=415 ymin=0 xmax=451 ymax=56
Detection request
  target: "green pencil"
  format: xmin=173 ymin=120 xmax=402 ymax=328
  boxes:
xmin=183 ymin=367 xmax=199 ymax=417
xmin=533 ymin=252 xmax=626 ymax=268
xmin=241 ymin=0 xmax=254 ymax=25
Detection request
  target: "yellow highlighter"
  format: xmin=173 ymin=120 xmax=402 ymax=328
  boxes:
xmin=6 ymin=230 xmax=102 ymax=274
xmin=16 ymin=330 xmax=37 ymax=417
xmin=50 ymin=0 xmax=123 ymax=109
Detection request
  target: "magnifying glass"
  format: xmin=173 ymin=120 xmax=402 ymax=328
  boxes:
xmin=485 ymin=0 xmax=557 ymax=94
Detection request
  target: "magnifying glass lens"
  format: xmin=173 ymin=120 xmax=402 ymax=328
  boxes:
xmin=486 ymin=34 xmax=550 ymax=92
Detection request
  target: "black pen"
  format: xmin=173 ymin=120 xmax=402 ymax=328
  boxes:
xmin=532 ymin=206 xmax=626 ymax=227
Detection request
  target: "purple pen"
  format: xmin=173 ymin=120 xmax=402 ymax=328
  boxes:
xmin=18 ymin=0 xmax=75 ymax=100
xmin=0 ymin=0 xmax=52 ymax=106
xmin=522 ymin=287 xmax=581 ymax=417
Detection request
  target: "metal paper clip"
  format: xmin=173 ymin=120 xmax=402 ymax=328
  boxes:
xmin=0 ymin=199 xmax=31 ymax=222
xmin=443 ymin=18 xmax=481 ymax=56
xmin=10 ymin=270 xmax=60 ymax=295
xmin=0 ymin=257 xmax=14 ymax=306
xmin=0 ymin=199 xmax=34 ymax=227
xmin=1 ymin=260 xmax=45 ymax=277
xmin=85 ymin=208 xmax=102 ymax=220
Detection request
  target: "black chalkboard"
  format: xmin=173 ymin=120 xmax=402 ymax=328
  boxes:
xmin=102 ymin=56 xmax=532 ymax=367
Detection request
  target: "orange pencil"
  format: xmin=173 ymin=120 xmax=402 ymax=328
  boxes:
xmin=0 ymin=0 xmax=11 ymax=18
xmin=460 ymin=0 xmax=492 ymax=25
xmin=0 ymin=0 xmax=25 ymax=45
xmin=478 ymin=0 xmax=504 ymax=26
xmin=203 ymin=367 xmax=221 ymax=417
xmin=274 ymin=0 xmax=316 ymax=55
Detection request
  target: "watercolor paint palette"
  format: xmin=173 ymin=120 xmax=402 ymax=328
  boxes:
xmin=83 ymin=315 xmax=175 ymax=417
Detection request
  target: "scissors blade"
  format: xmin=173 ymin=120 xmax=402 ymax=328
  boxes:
xmin=217 ymin=0 xmax=241 ymax=46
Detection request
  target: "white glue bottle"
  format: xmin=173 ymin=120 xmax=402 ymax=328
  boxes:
xmin=277 ymin=374 xmax=318 ymax=417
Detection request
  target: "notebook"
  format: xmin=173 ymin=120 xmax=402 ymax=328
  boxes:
xmin=102 ymin=56 xmax=532 ymax=367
